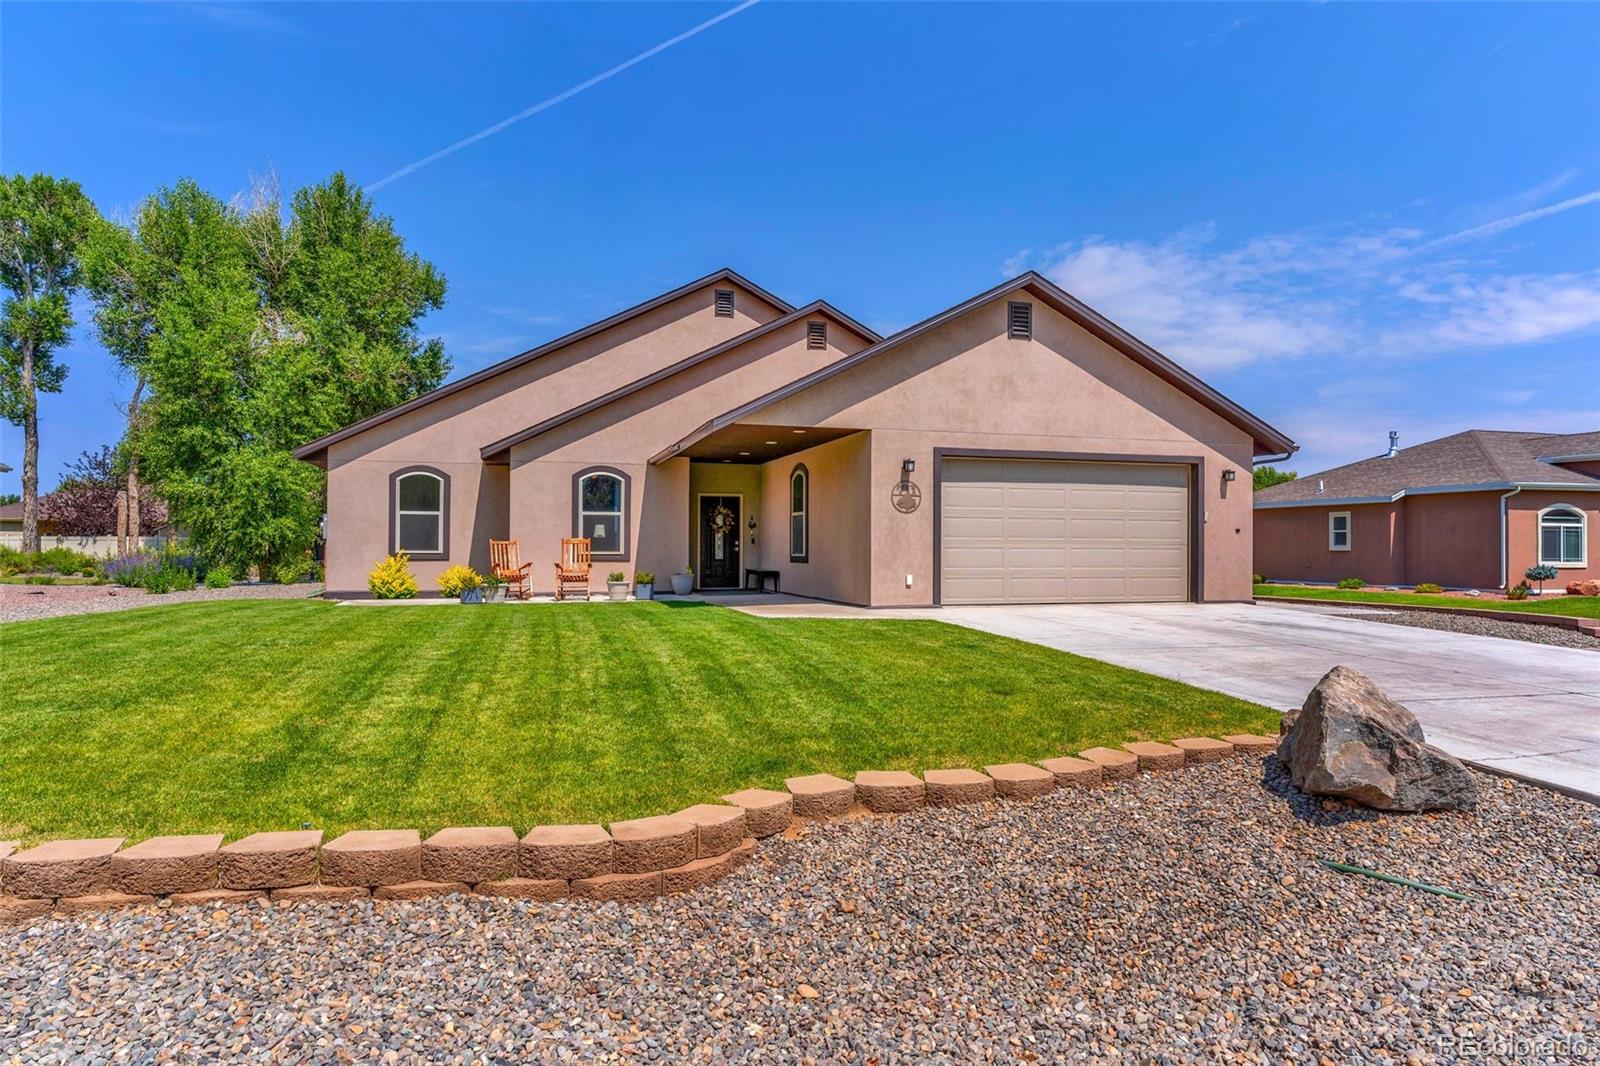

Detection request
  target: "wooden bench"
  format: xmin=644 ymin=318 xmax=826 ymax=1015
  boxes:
xmin=743 ymin=568 xmax=781 ymax=593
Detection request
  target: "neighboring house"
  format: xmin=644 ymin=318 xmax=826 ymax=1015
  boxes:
xmin=1254 ymin=429 xmax=1600 ymax=589
xmin=296 ymin=268 xmax=1295 ymax=605
xmin=0 ymin=494 xmax=175 ymax=553
xmin=0 ymin=499 xmax=59 ymax=537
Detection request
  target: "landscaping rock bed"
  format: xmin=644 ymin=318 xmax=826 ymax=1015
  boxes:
xmin=1348 ymin=608 xmax=1600 ymax=650
xmin=0 ymin=580 xmax=320 ymax=624
xmin=3 ymin=760 xmax=1593 ymax=1061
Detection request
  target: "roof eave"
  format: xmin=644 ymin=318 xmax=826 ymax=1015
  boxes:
xmin=293 ymin=268 xmax=795 ymax=464
xmin=1254 ymin=480 xmax=1600 ymax=508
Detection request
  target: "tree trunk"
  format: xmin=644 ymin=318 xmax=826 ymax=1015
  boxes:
xmin=117 ymin=490 xmax=128 ymax=555
xmin=125 ymin=379 xmax=144 ymax=552
xmin=20 ymin=336 xmax=39 ymax=554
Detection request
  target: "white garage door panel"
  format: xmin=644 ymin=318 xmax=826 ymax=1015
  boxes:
xmin=940 ymin=458 xmax=1190 ymax=604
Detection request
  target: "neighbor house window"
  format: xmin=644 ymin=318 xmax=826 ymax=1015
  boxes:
xmin=1539 ymin=505 xmax=1586 ymax=566
xmin=574 ymin=468 xmax=628 ymax=557
xmin=391 ymin=467 xmax=448 ymax=559
xmin=1328 ymin=511 xmax=1351 ymax=551
xmin=789 ymin=464 xmax=808 ymax=563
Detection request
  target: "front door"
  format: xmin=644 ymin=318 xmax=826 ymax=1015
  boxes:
xmin=698 ymin=495 xmax=742 ymax=589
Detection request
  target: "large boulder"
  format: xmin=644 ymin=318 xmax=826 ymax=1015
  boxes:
xmin=1278 ymin=665 xmax=1477 ymax=811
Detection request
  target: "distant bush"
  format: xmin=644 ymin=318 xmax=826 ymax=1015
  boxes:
xmin=1336 ymin=577 xmax=1365 ymax=590
xmin=1505 ymin=582 xmax=1530 ymax=601
xmin=369 ymin=554 xmax=419 ymax=599
xmin=105 ymin=548 xmax=202 ymax=593
xmin=204 ymin=566 xmax=234 ymax=589
xmin=273 ymin=559 xmax=311 ymax=586
xmin=1413 ymin=582 xmax=1443 ymax=594
xmin=0 ymin=545 xmax=103 ymax=577
xmin=1252 ymin=573 xmax=1266 ymax=585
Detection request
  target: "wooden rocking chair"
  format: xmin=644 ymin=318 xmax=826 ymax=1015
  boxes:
xmin=554 ymin=537 xmax=592 ymax=601
xmin=489 ymin=539 xmax=532 ymax=600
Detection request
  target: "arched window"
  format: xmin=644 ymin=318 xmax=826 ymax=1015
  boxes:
xmin=574 ymin=468 xmax=628 ymax=558
xmin=1539 ymin=505 xmax=1587 ymax=566
xmin=789 ymin=465 xmax=808 ymax=563
xmin=391 ymin=467 xmax=448 ymax=558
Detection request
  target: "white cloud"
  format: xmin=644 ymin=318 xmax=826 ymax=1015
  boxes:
xmin=1013 ymin=188 xmax=1600 ymax=372
xmin=1275 ymin=404 xmax=1600 ymax=473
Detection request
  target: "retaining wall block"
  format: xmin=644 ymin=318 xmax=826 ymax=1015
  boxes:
xmin=475 ymin=877 xmax=567 ymax=901
xmin=220 ymin=830 xmax=323 ymax=890
xmin=663 ymin=850 xmax=739 ymax=894
xmin=270 ymin=884 xmax=369 ymax=903
xmin=1221 ymin=733 xmax=1279 ymax=754
xmin=719 ymin=789 xmax=793 ymax=838
xmin=374 ymin=880 xmax=469 ymax=901
xmin=783 ymin=773 xmax=855 ymax=817
xmin=853 ymin=771 xmax=926 ymax=813
xmin=1 ymin=838 xmax=124 ymax=899
xmin=169 ymin=888 xmax=266 ymax=908
xmin=422 ymin=826 xmax=518 ymax=883
xmin=673 ymin=804 xmax=748 ymax=858
xmin=521 ymin=825 xmax=613 ymax=881
xmin=1123 ymin=741 xmax=1186 ymax=772
xmin=1079 ymin=747 xmax=1140 ymax=781
xmin=923 ymin=768 xmax=995 ymax=807
xmin=1037 ymin=756 xmax=1104 ymax=789
xmin=319 ymin=830 xmax=422 ymax=888
xmin=608 ymin=816 xmax=697 ymax=874
xmin=56 ymin=891 xmax=154 ymax=915
xmin=984 ymin=763 xmax=1055 ymax=800
xmin=1172 ymin=737 xmax=1233 ymax=764
xmin=112 ymin=833 xmax=224 ymax=895
xmin=569 ymin=870 xmax=662 ymax=902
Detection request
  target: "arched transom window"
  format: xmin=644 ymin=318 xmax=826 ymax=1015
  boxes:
xmin=576 ymin=469 xmax=627 ymax=556
xmin=1539 ymin=505 xmax=1587 ymax=566
xmin=789 ymin=465 xmax=809 ymax=563
xmin=393 ymin=469 xmax=446 ymax=557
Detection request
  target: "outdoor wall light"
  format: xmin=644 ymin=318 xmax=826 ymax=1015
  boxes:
xmin=1221 ymin=469 xmax=1237 ymax=482
xmin=902 ymin=459 xmax=916 ymax=476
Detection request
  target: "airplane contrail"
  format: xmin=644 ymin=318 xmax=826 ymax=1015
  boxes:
xmin=367 ymin=0 xmax=760 ymax=193
xmin=1415 ymin=189 xmax=1600 ymax=253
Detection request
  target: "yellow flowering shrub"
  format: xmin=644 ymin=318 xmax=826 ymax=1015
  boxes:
xmin=368 ymin=553 xmax=419 ymax=599
xmin=437 ymin=564 xmax=483 ymax=597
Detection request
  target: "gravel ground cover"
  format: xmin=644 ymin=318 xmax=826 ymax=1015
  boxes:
xmin=1345 ymin=608 xmax=1600 ymax=650
xmin=0 ymin=581 xmax=319 ymax=623
xmin=4 ymin=759 xmax=1595 ymax=1063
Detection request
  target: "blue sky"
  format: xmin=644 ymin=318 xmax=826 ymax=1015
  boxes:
xmin=3 ymin=1 xmax=1597 ymax=494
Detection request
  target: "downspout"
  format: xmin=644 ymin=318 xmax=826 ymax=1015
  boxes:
xmin=1253 ymin=451 xmax=1293 ymax=467
xmin=1499 ymin=486 xmax=1522 ymax=590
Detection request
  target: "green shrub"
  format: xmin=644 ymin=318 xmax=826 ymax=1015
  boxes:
xmin=634 ymin=571 xmax=655 ymax=585
xmin=1335 ymin=577 xmax=1365 ymax=590
xmin=369 ymin=553 xmax=419 ymax=599
xmin=24 ymin=574 xmax=57 ymax=585
xmin=273 ymin=559 xmax=309 ymax=586
xmin=0 ymin=545 xmax=101 ymax=576
xmin=1413 ymin=582 xmax=1443 ymax=594
xmin=1251 ymin=573 xmax=1265 ymax=585
xmin=204 ymin=566 xmax=234 ymax=589
xmin=607 ymin=571 xmax=626 ymax=583
xmin=1506 ymin=582 xmax=1530 ymax=601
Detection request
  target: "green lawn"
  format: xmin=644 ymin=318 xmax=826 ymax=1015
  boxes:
xmin=0 ymin=600 xmax=1276 ymax=844
xmin=1254 ymin=583 xmax=1600 ymax=618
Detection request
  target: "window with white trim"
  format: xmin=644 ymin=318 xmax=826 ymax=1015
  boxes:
xmin=1328 ymin=511 xmax=1351 ymax=551
xmin=394 ymin=471 xmax=445 ymax=554
xmin=577 ymin=471 xmax=626 ymax=556
xmin=1539 ymin=505 xmax=1586 ymax=566
xmin=789 ymin=465 xmax=808 ymax=562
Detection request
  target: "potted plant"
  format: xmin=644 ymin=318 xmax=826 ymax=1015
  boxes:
xmin=634 ymin=570 xmax=655 ymax=600
xmin=483 ymin=572 xmax=507 ymax=602
xmin=1525 ymin=564 xmax=1557 ymax=596
xmin=606 ymin=570 xmax=630 ymax=602
xmin=671 ymin=564 xmax=694 ymax=596
xmin=438 ymin=564 xmax=485 ymax=604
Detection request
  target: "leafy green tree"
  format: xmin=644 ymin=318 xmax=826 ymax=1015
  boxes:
xmin=1253 ymin=465 xmax=1298 ymax=491
xmin=0 ymin=493 xmax=19 ymax=507
xmin=0 ymin=174 xmax=98 ymax=551
xmin=90 ymin=173 xmax=448 ymax=571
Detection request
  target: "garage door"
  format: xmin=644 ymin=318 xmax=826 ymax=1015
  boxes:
xmin=939 ymin=458 xmax=1190 ymax=604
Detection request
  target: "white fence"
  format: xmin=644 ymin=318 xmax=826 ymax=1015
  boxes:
xmin=0 ymin=533 xmax=177 ymax=556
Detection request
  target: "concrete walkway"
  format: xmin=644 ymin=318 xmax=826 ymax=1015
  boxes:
xmin=890 ymin=601 xmax=1598 ymax=801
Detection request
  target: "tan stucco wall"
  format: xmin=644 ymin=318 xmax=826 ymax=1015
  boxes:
xmin=744 ymin=292 xmax=1258 ymax=603
xmin=1508 ymin=490 xmax=1600 ymax=586
xmin=757 ymin=433 xmax=872 ymax=604
xmin=500 ymin=317 xmax=868 ymax=596
xmin=323 ymin=281 xmax=787 ymax=591
xmin=689 ymin=462 xmax=763 ymax=581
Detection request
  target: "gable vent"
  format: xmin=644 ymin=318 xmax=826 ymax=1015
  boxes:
xmin=714 ymin=289 xmax=735 ymax=317
xmin=806 ymin=320 xmax=827 ymax=350
xmin=1008 ymin=300 xmax=1033 ymax=340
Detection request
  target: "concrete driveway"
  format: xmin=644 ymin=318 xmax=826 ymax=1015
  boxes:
xmin=907 ymin=601 xmax=1600 ymax=801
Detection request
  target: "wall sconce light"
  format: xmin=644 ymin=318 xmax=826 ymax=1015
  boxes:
xmin=1221 ymin=469 xmax=1237 ymax=482
xmin=747 ymin=515 xmax=758 ymax=544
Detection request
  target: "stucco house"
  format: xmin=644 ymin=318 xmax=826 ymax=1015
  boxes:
xmin=1254 ymin=429 xmax=1600 ymax=590
xmin=296 ymin=268 xmax=1295 ymax=605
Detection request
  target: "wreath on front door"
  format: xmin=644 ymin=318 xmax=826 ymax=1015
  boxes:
xmin=708 ymin=504 xmax=736 ymax=535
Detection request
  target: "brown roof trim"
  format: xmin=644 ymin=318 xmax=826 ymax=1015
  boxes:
xmin=293 ymin=268 xmax=795 ymax=464
xmin=479 ymin=301 xmax=878 ymax=463
xmin=651 ymin=272 xmax=1298 ymax=464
